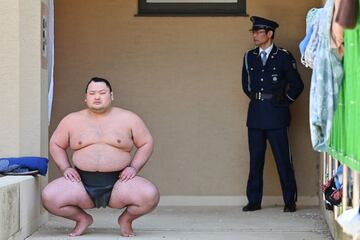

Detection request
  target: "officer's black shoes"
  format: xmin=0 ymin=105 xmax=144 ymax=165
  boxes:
xmin=242 ymin=203 xmax=261 ymax=212
xmin=283 ymin=203 xmax=296 ymax=212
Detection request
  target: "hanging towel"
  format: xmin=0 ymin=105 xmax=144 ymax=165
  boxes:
xmin=336 ymin=0 xmax=359 ymax=29
xmin=309 ymin=0 xmax=344 ymax=152
xmin=331 ymin=0 xmax=344 ymax=57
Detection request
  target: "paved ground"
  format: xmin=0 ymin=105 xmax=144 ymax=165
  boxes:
xmin=27 ymin=206 xmax=332 ymax=240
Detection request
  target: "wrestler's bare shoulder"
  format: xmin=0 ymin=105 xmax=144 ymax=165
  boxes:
xmin=58 ymin=110 xmax=87 ymax=124
xmin=109 ymin=108 xmax=148 ymax=131
xmin=110 ymin=107 xmax=142 ymax=119
xmin=53 ymin=111 xmax=90 ymax=133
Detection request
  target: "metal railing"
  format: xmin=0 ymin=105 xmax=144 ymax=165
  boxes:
xmin=322 ymin=153 xmax=360 ymax=217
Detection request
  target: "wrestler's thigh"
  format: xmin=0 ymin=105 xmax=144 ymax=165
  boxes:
xmin=42 ymin=177 xmax=94 ymax=209
xmin=108 ymin=176 xmax=159 ymax=208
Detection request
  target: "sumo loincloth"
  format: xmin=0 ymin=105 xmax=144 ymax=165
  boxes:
xmin=76 ymin=168 xmax=121 ymax=208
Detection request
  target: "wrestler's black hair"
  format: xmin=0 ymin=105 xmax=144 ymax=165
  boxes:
xmin=85 ymin=77 xmax=113 ymax=93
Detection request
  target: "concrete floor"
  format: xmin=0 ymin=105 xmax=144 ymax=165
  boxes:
xmin=27 ymin=206 xmax=332 ymax=240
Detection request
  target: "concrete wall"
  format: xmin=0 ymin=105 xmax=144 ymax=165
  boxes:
xmin=0 ymin=0 xmax=48 ymax=239
xmin=51 ymin=0 xmax=322 ymax=204
xmin=0 ymin=176 xmax=47 ymax=240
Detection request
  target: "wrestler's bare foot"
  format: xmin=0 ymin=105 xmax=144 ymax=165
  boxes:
xmin=118 ymin=214 xmax=136 ymax=237
xmin=69 ymin=214 xmax=93 ymax=237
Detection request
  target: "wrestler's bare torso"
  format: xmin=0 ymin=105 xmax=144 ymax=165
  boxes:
xmin=54 ymin=107 xmax=141 ymax=172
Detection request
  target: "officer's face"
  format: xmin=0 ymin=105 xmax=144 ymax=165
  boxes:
xmin=252 ymin=29 xmax=273 ymax=48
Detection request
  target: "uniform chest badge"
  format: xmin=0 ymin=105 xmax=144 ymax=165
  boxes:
xmin=271 ymin=74 xmax=278 ymax=82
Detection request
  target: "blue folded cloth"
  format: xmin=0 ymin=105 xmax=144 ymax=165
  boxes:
xmin=0 ymin=160 xmax=20 ymax=172
xmin=0 ymin=157 xmax=48 ymax=175
xmin=299 ymin=24 xmax=314 ymax=55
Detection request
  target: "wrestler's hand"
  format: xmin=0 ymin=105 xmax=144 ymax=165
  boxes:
xmin=63 ymin=167 xmax=81 ymax=182
xmin=119 ymin=166 xmax=137 ymax=182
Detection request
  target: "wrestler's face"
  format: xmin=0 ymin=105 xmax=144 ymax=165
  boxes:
xmin=85 ymin=81 xmax=113 ymax=113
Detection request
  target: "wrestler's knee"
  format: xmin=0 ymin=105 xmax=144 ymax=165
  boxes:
xmin=142 ymin=184 xmax=160 ymax=209
xmin=41 ymin=185 xmax=57 ymax=209
xmin=41 ymin=180 xmax=66 ymax=209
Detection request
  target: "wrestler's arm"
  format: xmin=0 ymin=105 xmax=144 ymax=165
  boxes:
xmin=49 ymin=114 xmax=80 ymax=182
xmin=120 ymin=112 xmax=154 ymax=182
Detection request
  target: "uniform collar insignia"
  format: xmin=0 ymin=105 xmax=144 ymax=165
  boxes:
xmin=271 ymin=45 xmax=279 ymax=55
xmin=251 ymin=47 xmax=259 ymax=55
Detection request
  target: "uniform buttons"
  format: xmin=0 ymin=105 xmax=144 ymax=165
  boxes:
xmin=260 ymin=78 xmax=264 ymax=82
xmin=261 ymin=99 xmax=264 ymax=101
xmin=273 ymin=67 xmax=276 ymax=70
xmin=251 ymin=68 xmax=254 ymax=70
xmin=261 ymin=88 xmax=264 ymax=91
xmin=262 ymin=69 xmax=264 ymax=72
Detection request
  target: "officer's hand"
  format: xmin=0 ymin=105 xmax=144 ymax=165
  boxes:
xmin=63 ymin=167 xmax=81 ymax=182
xmin=119 ymin=166 xmax=137 ymax=182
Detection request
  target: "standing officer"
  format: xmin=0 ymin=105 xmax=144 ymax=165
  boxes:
xmin=241 ymin=16 xmax=304 ymax=212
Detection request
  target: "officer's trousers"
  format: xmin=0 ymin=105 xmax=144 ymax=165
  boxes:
xmin=246 ymin=127 xmax=297 ymax=205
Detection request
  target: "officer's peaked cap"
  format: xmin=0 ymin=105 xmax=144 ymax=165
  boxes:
xmin=250 ymin=16 xmax=279 ymax=31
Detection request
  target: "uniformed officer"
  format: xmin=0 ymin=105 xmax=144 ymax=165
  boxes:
xmin=241 ymin=16 xmax=304 ymax=212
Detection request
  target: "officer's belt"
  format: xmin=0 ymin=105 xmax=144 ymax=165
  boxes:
xmin=252 ymin=92 xmax=274 ymax=100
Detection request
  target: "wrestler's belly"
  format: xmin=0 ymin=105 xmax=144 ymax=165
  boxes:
xmin=72 ymin=144 xmax=131 ymax=172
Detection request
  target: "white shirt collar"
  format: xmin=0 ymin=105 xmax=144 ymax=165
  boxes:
xmin=259 ymin=44 xmax=273 ymax=57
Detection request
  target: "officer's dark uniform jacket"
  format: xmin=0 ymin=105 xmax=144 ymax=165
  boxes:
xmin=242 ymin=45 xmax=304 ymax=129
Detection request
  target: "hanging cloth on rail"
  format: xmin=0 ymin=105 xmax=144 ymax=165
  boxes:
xmin=308 ymin=0 xmax=344 ymax=152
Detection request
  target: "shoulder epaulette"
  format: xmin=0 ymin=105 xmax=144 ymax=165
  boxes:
xmin=248 ymin=47 xmax=259 ymax=55
xmin=278 ymin=47 xmax=290 ymax=55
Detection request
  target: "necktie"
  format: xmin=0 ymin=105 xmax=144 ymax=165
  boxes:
xmin=260 ymin=51 xmax=267 ymax=66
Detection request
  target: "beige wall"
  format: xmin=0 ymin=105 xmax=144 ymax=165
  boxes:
xmin=0 ymin=0 xmax=20 ymax=155
xmin=0 ymin=0 xmax=49 ymax=239
xmin=0 ymin=0 xmax=48 ymax=157
xmin=51 ymin=0 xmax=322 ymax=199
